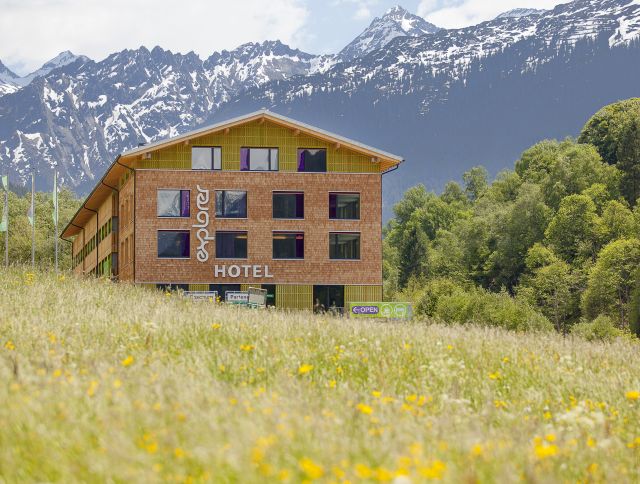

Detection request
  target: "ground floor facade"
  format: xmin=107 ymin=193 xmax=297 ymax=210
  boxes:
xmin=144 ymin=282 xmax=382 ymax=311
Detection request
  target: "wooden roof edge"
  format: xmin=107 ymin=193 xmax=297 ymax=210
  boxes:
xmin=61 ymin=156 xmax=128 ymax=239
xmin=119 ymin=109 xmax=404 ymax=166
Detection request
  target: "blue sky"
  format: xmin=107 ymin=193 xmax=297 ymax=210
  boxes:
xmin=0 ymin=0 xmax=563 ymax=75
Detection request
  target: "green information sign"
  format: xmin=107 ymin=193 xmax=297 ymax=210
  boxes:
xmin=348 ymin=302 xmax=413 ymax=319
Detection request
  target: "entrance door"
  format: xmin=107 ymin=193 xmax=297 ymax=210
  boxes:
xmin=262 ymin=284 xmax=276 ymax=307
xmin=313 ymin=285 xmax=344 ymax=313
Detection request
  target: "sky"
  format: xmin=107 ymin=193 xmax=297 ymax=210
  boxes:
xmin=0 ymin=0 xmax=565 ymax=76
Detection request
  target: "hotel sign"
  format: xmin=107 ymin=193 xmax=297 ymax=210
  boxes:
xmin=194 ymin=185 xmax=215 ymax=262
xmin=214 ymin=265 xmax=274 ymax=279
xmin=348 ymin=302 xmax=413 ymax=319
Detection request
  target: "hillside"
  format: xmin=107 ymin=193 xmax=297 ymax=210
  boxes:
xmin=1 ymin=269 xmax=639 ymax=482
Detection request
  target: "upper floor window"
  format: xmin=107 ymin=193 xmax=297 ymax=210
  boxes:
xmin=329 ymin=193 xmax=360 ymax=220
xmin=192 ymin=146 xmax=222 ymax=170
xmin=158 ymin=230 xmax=190 ymax=259
xmin=216 ymin=231 xmax=248 ymax=259
xmin=298 ymin=148 xmax=327 ymax=172
xmin=329 ymin=232 xmax=360 ymax=260
xmin=158 ymin=189 xmax=190 ymax=217
xmin=273 ymin=232 xmax=304 ymax=259
xmin=273 ymin=192 xmax=304 ymax=219
xmin=215 ymin=190 xmax=247 ymax=218
xmin=241 ymin=148 xmax=278 ymax=171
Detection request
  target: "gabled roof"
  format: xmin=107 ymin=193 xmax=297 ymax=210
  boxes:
xmin=62 ymin=110 xmax=404 ymax=239
xmin=119 ymin=109 xmax=405 ymax=164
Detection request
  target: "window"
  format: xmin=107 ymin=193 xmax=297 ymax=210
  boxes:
xmin=216 ymin=231 xmax=248 ymax=259
xmin=329 ymin=232 xmax=360 ymax=260
xmin=273 ymin=192 xmax=304 ymax=219
xmin=192 ymin=146 xmax=222 ymax=170
xmin=329 ymin=193 xmax=360 ymax=220
xmin=215 ymin=190 xmax=247 ymax=218
xmin=158 ymin=190 xmax=190 ymax=217
xmin=158 ymin=231 xmax=190 ymax=258
xmin=298 ymin=148 xmax=327 ymax=172
xmin=273 ymin=232 xmax=304 ymax=259
xmin=241 ymin=148 xmax=278 ymax=171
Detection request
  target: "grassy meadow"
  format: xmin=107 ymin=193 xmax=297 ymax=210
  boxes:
xmin=0 ymin=269 xmax=639 ymax=483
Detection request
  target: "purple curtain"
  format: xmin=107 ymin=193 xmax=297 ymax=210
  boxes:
xmin=295 ymin=194 xmax=304 ymax=218
xmin=180 ymin=190 xmax=190 ymax=217
xmin=240 ymin=148 xmax=249 ymax=171
xmin=296 ymin=234 xmax=304 ymax=259
xmin=329 ymin=194 xmax=337 ymax=219
xmin=297 ymin=150 xmax=305 ymax=172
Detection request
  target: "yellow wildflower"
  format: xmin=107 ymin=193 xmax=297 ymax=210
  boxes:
xmin=625 ymin=390 xmax=639 ymax=401
xmin=121 ymin=355 xmax=134 ymax=367
xmin=471 ymin=444 xmax=484 ymax=457
xmin=298 ymin=364 xmax=314 ymax=375
xmin=354 ymin=463 xmax=372 ymax=478
xmin=240 ymin=344 xmax=255 ymax=352
xmin=534 ymin=442 xmax=558 ymax=459
xmin=211 ymin=323 xmax=221 ymax=330
xmin=174 ymin=447 xmax=185 ymax=458
xmin=356 ymin=403 xmax=373 ymax=415
xmin=418 ymin=460 xmax=446 ymax=480
xmin=4 ymin=340 xmax=15 ymax=351
xmin=545 ymin=434 xmax=556 ymax=442
xmin=328 ymin=380 xmax=337 ymax=388
xmin=87 ymin=380 xmax=99 ymax=397
xmin=299 ymin=457 xmax=324 ymax=479
xmin=488 ymin=371 xmax=501 ymax=380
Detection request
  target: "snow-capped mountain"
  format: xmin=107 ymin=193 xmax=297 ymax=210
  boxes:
xmin=16 ymin=51 xmax=90 ymax=87
xmin=0 ymin=50 xmax=88 ymax=95
xmin=339 ymin=5 xmax=440 ymax=61
xmin=496 ymin=8 xmax=547 ymax=19
xmin=0 ymin=0 xmax=639 ymax=215
xmin=0 ymin=61 xmax=21 ymax=96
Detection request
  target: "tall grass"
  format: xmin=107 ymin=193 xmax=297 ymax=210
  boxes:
xmin=0 ymin=268 xmax=639 ymax=483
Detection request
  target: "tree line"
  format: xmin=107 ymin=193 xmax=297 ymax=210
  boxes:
xmin=385 ymin=98 xmax=640 ymax=339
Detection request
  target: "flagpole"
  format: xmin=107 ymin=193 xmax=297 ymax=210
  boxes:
xmin=31 ymin=173 xmax=35 ymax=267
xmin=54 ymin=171 xmax=58 ymax=273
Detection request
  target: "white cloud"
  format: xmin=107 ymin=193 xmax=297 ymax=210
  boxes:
xmin=418 ymin=0 xmax=564 ymax=29
xmin=0 ymin=0 xmax=309 ymax=75
xmin=332 ymin=0 xmax=380 ymax=20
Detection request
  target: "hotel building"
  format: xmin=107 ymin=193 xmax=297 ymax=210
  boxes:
xmin=62 ymin=110 xmax=403 ymax=310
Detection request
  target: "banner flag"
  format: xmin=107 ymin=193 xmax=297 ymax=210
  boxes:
xmin=52 ymin=172 xmax=58 ymax=225
xmin=0 ymin=195 xmax=6 ymax=232
xmin=1 ymin=175 xmax=7 ymax=191
xmin=27 ymin=174 xmax=34 ymax=226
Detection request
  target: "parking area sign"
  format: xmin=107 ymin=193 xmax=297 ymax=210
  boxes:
xmin=348 ymin=302 xmax=413 ymax=319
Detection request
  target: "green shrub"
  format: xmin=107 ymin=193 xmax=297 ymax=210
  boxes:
xmin=414 ymin=278 xmax=462 ymax=317
xmin=434 ymin=287 xmax=553 ymax=332
xmin=570 ymin=314 xmax=628 ymax=342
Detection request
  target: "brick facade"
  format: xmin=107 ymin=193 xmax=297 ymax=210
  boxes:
xmin=133 ymin=170 xmax=382 ymax=286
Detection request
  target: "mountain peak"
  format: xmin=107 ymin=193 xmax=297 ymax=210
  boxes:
xmin=340 ymin=6 xmax=440 ymax=61
xmin=496 ymin=8 xmax=546 ymax=20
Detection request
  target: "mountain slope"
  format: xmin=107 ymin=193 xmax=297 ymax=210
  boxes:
xmin=0 ymin=0 xmax=639 ymax=213
xmin=339 ymin=5 xmax=440 ymax=61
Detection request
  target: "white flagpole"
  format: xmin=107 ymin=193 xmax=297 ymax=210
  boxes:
xmin=31 ymin=173 xmax=35 ymax=267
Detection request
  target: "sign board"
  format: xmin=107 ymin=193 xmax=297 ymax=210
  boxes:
xmin=184 ymin=291 xmax=218 ymax=301
xmin=248 ymin=287 xmax=267 ymax=308
xmin=225 ymin=291 xmax=249 ymax=305
xmin=348 ymin=302 xmax=413 ymax=320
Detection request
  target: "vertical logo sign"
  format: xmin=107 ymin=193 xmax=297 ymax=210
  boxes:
xmin=194 ymin=185 xmax=215 ymax=262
